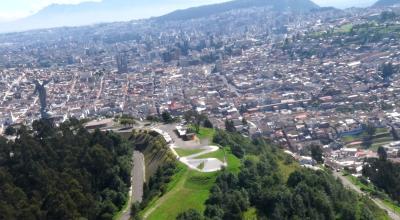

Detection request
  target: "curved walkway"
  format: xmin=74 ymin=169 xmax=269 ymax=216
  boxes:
xmin=177 ymin=145 xmax=227 ymax=172
xmin=152 ymin=127 xmax=226 ymax=172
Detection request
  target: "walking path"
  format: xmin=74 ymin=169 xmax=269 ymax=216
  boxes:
xmin=178 ymin=145 xmax=226 ymax=172
xmin=152 ymin=127 xmax=226 ymax=172
xmin=333 ymin=171 xmax=400 ymax=220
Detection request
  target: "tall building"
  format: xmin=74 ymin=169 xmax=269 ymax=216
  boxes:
xmin=116 ymin=52 xmax=128 ymax=74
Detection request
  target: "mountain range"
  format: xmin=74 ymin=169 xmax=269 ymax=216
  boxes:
xmin=158 ymin=0 xmax=319 ymax=21
xmin=374 ymin=0 xmax=400 ymax=6
xmin=0 ymin=0 xmax=397 ymax=33
xmin=0 ymin=0 xmax=228 ymax=33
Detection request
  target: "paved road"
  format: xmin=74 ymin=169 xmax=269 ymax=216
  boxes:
xmin=333 ymin=171 xmax=400 ymax=220
xmin=119 ymin=151 xmax=145 ymax=220
xmin=132 ymin=151 xmax=145 ymax=203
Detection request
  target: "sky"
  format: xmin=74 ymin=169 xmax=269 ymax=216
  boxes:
xmin=0 ymin=0 xmax=379 ymax=22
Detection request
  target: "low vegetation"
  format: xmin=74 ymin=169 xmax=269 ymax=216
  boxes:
xmin=363 ymin=156 xmax=400 ymax=203
xmin=175 ymin=148 xmax=204 ymax=157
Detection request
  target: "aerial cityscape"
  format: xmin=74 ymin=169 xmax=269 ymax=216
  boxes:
xmin=2 ymin=0 xmax=400 ymax=220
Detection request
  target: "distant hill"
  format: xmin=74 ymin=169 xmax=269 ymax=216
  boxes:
xmin=374 ymin=0 xmax=400 ymax=7
xmin=158 ymin=0 xmax=319 ymax=21
xmin=0 ymin=0 xmax=227 ymax=33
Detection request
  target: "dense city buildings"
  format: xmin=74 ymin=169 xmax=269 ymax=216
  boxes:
xmin=1 ymin=4 xmax=400 ymax=174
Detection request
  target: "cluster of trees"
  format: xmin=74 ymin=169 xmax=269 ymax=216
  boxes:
xmin=213 ymin=129 xmax=266 ymax=158
xmin=145 ymin=111 xmax=177 ymax=124
xmin=184 ymin=129 xmax=387 ymax=220
xmin=129 ymin=130 xmax=178 ymax=219
xmin=143 ymin=162 xmax=177 ymax=205
xmin=162 ymin=111 xmax=174 ymax=123
xmin=205 ymin=166 xmax=383 ymax=219
xmin=362 ymin=123 xmax=377 ymax=149
xmin=363 ymin=154 xmax=400 ymax=202
xmin=184 ymin=110 xmax=213 ymax=133
xmin=116 ymin=115 xmax=136 ymax=128
xmin=224 ymin=120 xmax=236 ymax=133
xmin=0 ymin=119 xmax=133 ymax=220
xmin=380 ymin=62 xmax=398 ymax=82
xmin=132 ymin=162 xmax=178 ymax=219
xmin=130 ymin=130 xmax=175 ymax=162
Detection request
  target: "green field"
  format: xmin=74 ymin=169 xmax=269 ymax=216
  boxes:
xmin=140 ymin=126 xmax=240 ymax=219
xmin=175 ymin=148 xmax=204 ymax=157
xmin=225 ymin=150 xmax=241 ymax=173
xmin=142 ymin=165 xmax=218 ymax=220
xmin=141 ymin=149 xmax=240 ymax=220
xmin=195 ymin=148 xmax=225 ymax=161
xmin=341 ymin=127 xmax=394 ymax=151
xmin=195 ymin=127 xmax=215 ymax=140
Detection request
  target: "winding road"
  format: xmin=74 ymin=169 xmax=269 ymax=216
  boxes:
xmin=333 ymin=171 xmax=400 ymax=220
xmin=119 ymin=151 xmax=145 ymax=220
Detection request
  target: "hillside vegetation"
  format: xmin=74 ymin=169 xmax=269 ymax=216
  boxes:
xmin=177 ymin=129 xmax=389 ymax=220
xmin=0 ymin=119 xmax=133 ymax=220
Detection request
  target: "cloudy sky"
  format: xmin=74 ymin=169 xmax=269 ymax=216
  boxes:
xmin=0 ymin=0 xmax=379 ymax=22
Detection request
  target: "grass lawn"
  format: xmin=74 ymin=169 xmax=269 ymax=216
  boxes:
xmin=376 ymin=127 xmax=389 ymax=134
xmin=175 ymin=148 xmax=204 ymax=157
xmin=341 ymin=132 xmax=367 ymax=143
xmin=141 ymin=126 xmax=242 ymax=220
xmin=191 ymin=126 xmax=215 ymax=140
xmin=225 ymin=150 xmax=241 ymax=173
xmin=195 ymin=148 xmax=225 ymax=161
xmin=143 ymin=165 xmax=218 ymax=220
xmin=141 ymin=149 xmax=240 ymax=220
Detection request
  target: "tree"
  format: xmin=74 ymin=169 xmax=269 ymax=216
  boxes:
xmin=131 ymin=202 xmax=140 ymax=219
xmin=381 ymin=62 xmax=395 ymax=81
xmin=161 ymin=111 xmax=173 ymax=123
xmin=377 ymin=146 xmax=387 ymax=161
xmin=365 ymin=123 xmax=376 ymax=137
xmin=362 ymin=136 xmax=373 ymax=149
xmin=391 ymin=126 xmax=400 ymax=141
xmin=203 ymin=118 xmax=213 ymax=128
xmin=225 ymin=120 xmax=236 ymax=132
xmin=311 ymin=144 xmax=324 ymax=163
xmin=176 ymin=209 xmax=203 ymax=220
xmin=4 ymin=126 xmax=16 ymax=136
xmin=194 ymin=114 xmax=206 ymax=133
xmin=0 ymin=119 xmax=133 ymax=220
xmin=183 ymin=110 xmax=197 ymax=124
